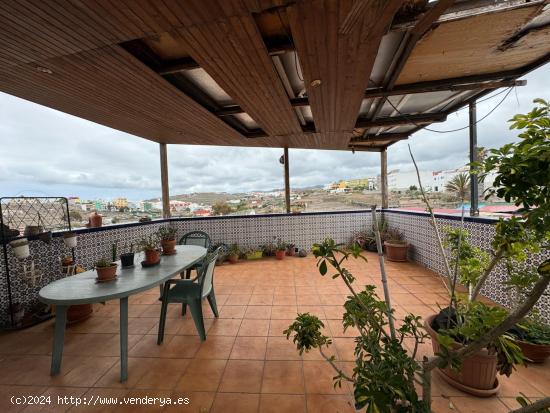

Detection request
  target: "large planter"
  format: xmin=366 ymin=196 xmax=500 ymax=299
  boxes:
xmin=228 ymin=254 xmax=239 ymax=264
xmin=161 ymin=239 xmax=176 ymax=255
xmin=516 ymin=341 xmax=550 ymax=363
xmin=384 ymin=241 xmax=409 ymax=262
xmin=275 ymin=250 xmax=285 ymax=260
xmin=424 ymin=314 xmax=500 ymax=397
xmin=67 ymin=304 xmax=93 ymax=324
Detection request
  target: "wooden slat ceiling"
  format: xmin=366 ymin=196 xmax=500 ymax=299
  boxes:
xmin=396 ymin=3 xmax=549 ymax=84
xmin=0 ymin=0 xmax=548 ymax=152
xmin=167 ymin=1 xmax=303 ymax=137
xmin=287 ymin=0 xmax=403 ymax=142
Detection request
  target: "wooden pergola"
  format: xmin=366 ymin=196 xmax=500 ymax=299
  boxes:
xmin=0 ymin=0 xmax=549 ymax=214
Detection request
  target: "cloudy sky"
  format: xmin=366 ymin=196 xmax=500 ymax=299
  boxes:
xmin=0 ymin=65 xmax=547 ymax=201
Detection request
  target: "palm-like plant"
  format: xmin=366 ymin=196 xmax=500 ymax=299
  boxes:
xmin=445 ymin=172 xmax=470 ymax=201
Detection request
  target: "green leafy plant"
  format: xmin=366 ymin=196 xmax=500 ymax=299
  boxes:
xmin=158 ymin=225 xmax=177 ymax=241
xmin=445 ymin=172 xmax=470 ymax=200
xmin=385 ymin=227 xmax=405 ymax=244
xmin=138 ymin=234 xmax=160 ymax=251
xmin=275 ymin=237 xmax=287 ymax=251
xmin=511 ymin=316 xmax=550 ymax=346
xmin=261 ymin=241 xmax=276 ymax=256
xmin=285 ymin=238 xmax=428 ymax=413
xmin=95 ymin=258 xmax=114 ymax=268
xmin=409 ymin=99 xmax=550 ymax=410
xmin=228 ymin=243 xmax=240 ymax=256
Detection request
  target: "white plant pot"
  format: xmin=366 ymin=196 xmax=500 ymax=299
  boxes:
xmin=10 ymin=239 xmax=30 ymax=259
xmin=63 ymin=235 xmax=77 ymax=248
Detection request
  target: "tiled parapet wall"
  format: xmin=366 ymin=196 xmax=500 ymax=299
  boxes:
xmin=382 ymin=209 xmax=550 ymax=324
xmin=0 ymin=210 xmax=374 ymax=327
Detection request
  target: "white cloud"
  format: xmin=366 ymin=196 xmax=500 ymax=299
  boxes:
xmin=0 ymin=65 xmax=547 ymax=200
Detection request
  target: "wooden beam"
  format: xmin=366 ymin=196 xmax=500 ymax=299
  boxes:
xmin=339 ymin=0 xmax=369 ymax=35
xmin=288 ymin=0 xmax=403 ymax=146
xmin=159 ymin=143 xmax=170 ymax=219
xmin=283 ymin=147 xmax=291 ymax=213
xmin=155 ymin=39 xmax=295 ymax=76
xmin=391 ymin=0 xmax=546 ymax=31
xmin=381 ymin=149 xmax=388 ymax=209
xmin=215 ymin=77 xmax=526 ymax=117
xmin=469 ymin=101 xmax=479 ymax=216
xmin=351 ymin=133 xmax=410 ymax=143
xmin=356 ymin=113 xmax=447 ymax=128
xmin=364 ymin=78 xmax=526 ymax=98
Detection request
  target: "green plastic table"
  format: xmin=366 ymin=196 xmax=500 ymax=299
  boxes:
xmin=38 ymin=245 xmax=207 ymax=382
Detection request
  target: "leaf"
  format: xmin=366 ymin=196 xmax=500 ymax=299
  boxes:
xmin=319 ymin=260 xmax=327 ymax=275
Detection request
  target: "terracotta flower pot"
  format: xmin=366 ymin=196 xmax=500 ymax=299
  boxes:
xmin=96 ymin=264 xmax=118 ymax=281
xmin=424 ymin=314 xmax=500 ymax=397
xmin=275 ymin=250 xmax=285 ymax=260
xmin=228 ymin=254 xmax=239 ymax=264
xmin=67 ymin=304 xmax=93 ymax=324
xmin=144 ymin=249 xmax=161 ymax=264
xmin=384 ymin=241 xmax=409 ymax=262
xmin=516 ymin=341 xmax=550 ymax=363
xmin=161 ymin=239 xmax=177 ymax=255
xmin=88 ymin=212 xmax=102 ymax=228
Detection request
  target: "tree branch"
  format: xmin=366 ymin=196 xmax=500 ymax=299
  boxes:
xmin=424 ymin=273 xmax=550 ymax=372
xmin=409 ymin=145 xmax=453 ymax=294
xmin=508 ymin=396 xmax=550 ymax=413
xmin=319 ymin=346 xmax=354 ymax=383
xmin=470 ymin=248 xmax=505 ymax=301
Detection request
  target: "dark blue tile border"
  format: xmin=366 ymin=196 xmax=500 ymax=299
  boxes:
xmin=381 ymin=208 xmax=499 ymax=225
xmin=40 ymin=207 xmax=499 ymax=238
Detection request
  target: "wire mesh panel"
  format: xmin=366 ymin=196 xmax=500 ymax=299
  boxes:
xmin=1 ymin=197 xmax=71 ymax=329
xmin=1 ymin=197 xmax=71 ymax=237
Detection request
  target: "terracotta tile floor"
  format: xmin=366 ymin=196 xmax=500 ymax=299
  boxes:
xmin=1 ymin=254 xmax=549 ymax=412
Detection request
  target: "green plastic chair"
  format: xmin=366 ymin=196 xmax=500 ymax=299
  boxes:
xmin=157 ymin=248 xmax=220 ymax=343
xmin=179 ymin=231 xmax=212 ymax=279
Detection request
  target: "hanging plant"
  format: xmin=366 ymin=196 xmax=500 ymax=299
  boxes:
xmin=63 ymin=232 xmax=77 ymax=248
xmin=9 ymin=238 xmax=30 ymax=259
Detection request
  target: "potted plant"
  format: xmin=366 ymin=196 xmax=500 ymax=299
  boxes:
xmin=261 ymin=241 xmax=276 ymax=257
xmin=407 ymin=100 xmax=550 ymax=405
xmin=120 ymin=243 xmax=135 ymax=268
xmin=9 ymin=238 xmax=30 ymax=259
xmin=158 ymin=225 xmax=177 ymax=255
xmin=139 ymin=234 xmax=161 ymax=265
xmin=95 ymin=258 xmax=117 ymax=282
xmin=285 ymin=238 xmax=428 ymax=412
xmin=509 ymin=316 xmax=550 ymax=363
xmin=286 ymin=243 xmax=296 ymax=256
xmin=245 ymin=248 xmax=263 ymax=260
xmin=383 ymin=228 xmax=408 ymax=261
xmin=351 ymin=230 xmax=377 ymax=252
xmin=227 ymin=244 xmax=240 ymax=264
xmin=63 ymin=232 xmax=77 ymax=248
xmin=67 ymin=265 xmax=93 ymax=324
xmin=275 ymin=238 xmax=287 ymax=260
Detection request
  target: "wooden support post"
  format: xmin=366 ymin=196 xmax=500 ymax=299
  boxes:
xmin=159 ymin=143 xmax=170 ymax=218
xmin=381 ymin=149 xmax=388 ymax=209
xmin=469 ymin=102 xmax=479 ymax=216
xmin=284 ymin=147 xmax=291 ymax=213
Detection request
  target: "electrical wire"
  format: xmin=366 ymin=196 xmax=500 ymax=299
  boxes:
xmin=383 ymin=86 xmax=515 ymax=134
